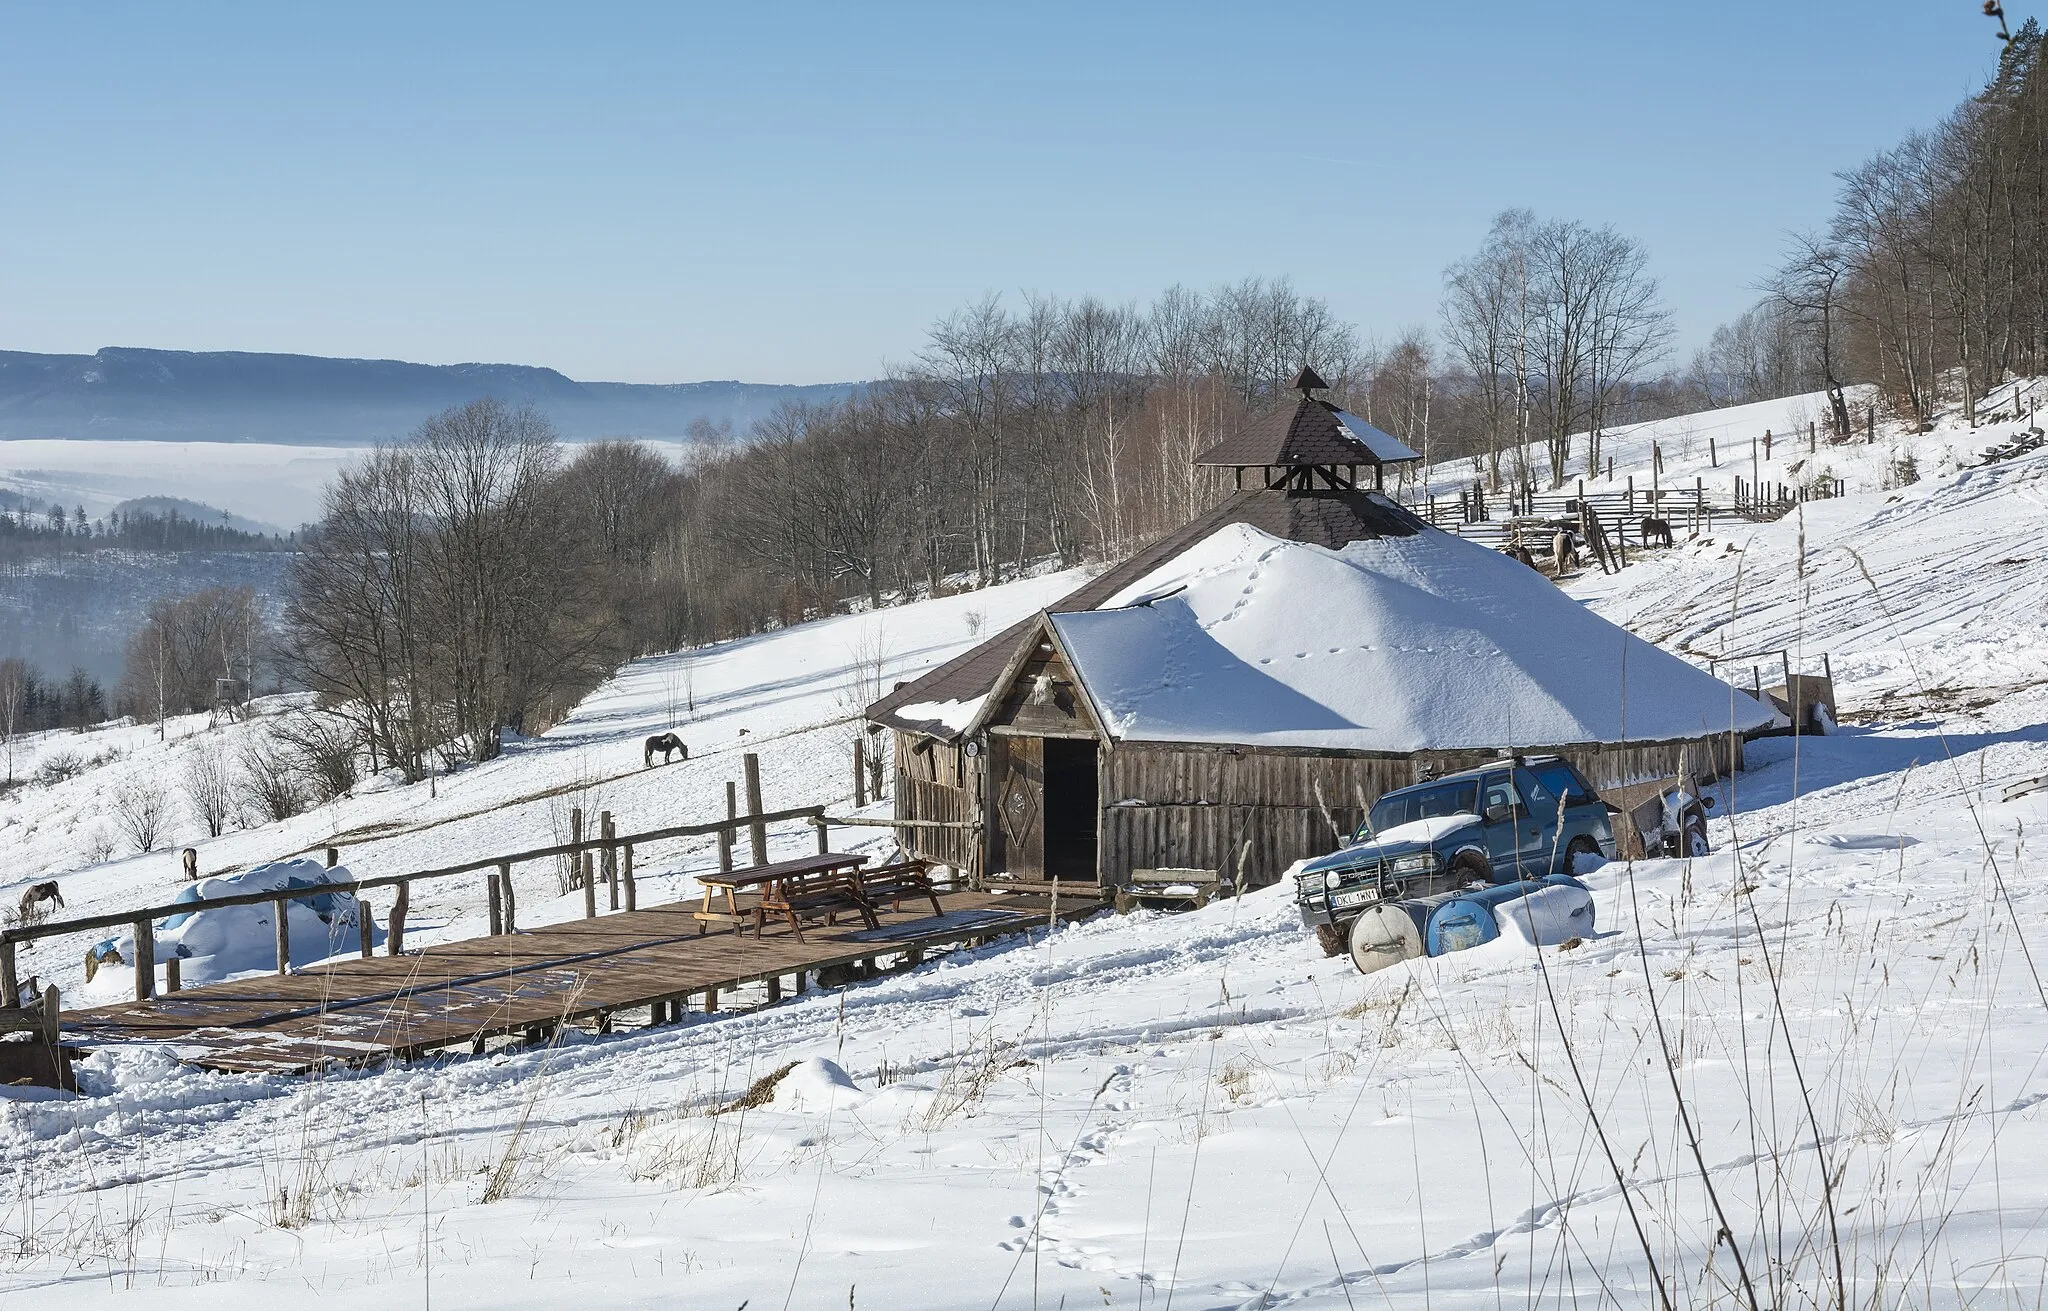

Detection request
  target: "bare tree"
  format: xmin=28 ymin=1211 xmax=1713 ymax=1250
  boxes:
xmin=236 ymin=735 xmax=305 ymax=824
xmin=1767 ymin=233 xmax=1856 ymax=439
xmin=182 ymin=738 xmax=236 ymax=838
xmin=112 ymin=782 xmax=171 ymax=852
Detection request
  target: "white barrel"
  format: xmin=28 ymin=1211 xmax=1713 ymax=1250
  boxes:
xmin=1348 ymin=902 xmax=1424 ymax=975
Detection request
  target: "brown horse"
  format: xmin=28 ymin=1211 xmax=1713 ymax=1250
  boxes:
xmin=643 ymin=733 xmax=689 ymax=767
xmin=17 ymin=881 xmax=63 ymax=919
xmin=1640 ymin=516 xmax=1675 ymax=548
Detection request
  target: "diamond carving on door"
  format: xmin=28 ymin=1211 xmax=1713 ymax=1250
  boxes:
xmin=1000 ymin=775 xmax=1039 ymax=845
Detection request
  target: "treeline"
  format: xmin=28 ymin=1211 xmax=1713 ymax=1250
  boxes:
xmin=0 ymin=658 xmax=110 ymax=742
xmin=1690 ymin=24 xmax=2047 ymax=433
xmin=117 ymin=585 xmax=264 ymax=722
xmin=0 ymin=501 xmax=285 ymax=562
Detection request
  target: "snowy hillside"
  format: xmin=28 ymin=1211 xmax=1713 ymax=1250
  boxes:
xmin=6 ymin=425 xmax=2048 ymax=1307
xmin=1410 ymin=377 xmax=2048 ymax=506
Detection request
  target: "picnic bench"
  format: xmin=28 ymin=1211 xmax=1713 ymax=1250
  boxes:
xmin=695 ymin=852 xmax=876 ymax=941
xmin=694 ymin=854 xmax=949 ymax=943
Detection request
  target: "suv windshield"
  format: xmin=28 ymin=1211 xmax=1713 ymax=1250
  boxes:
xmin=1367 ymin=779 xmax=1481 ymax=836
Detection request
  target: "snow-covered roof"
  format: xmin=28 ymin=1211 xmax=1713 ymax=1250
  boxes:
xmin=1330 ymin=409 xmax=1421 ymax=463
xmin=1047 ymin=523 xmax=1773 ymax=753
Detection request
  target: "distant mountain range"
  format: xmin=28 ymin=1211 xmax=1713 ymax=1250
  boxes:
xmin=0 ymin=347 xmax=861 ymax=443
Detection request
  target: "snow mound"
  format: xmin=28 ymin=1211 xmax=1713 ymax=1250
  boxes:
xmin=769 ymin=1057 xmax=867 ymax=1113
xmin=1493 ymin=881 xmax=1596 ymax=947
xmin=82 ymin=858 xmax=380 ymax=997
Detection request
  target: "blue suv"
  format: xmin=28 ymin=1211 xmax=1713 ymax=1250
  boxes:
xmin=1293 ymin=756 xmax=1615 ymax=956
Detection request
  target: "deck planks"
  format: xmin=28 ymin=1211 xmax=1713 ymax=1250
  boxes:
xmin=64 ymin=889 xmax=1092 ymax=1074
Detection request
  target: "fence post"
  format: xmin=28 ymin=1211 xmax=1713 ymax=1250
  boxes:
xmin=812 ymin=813 xmax=829 ymax=855
xmin=500 ymin=860 xmax=516 ymax=931
xmin=854 ymin=740 xmax=867 ymax=808
xmin=488 ymin=873 xmax=503 ymax=936
xmin=134 ymin=917 xmax=156 ymax=1000
xmin=165 ymin=956 xmax=181 ymax=993
xmin=603 ymin=813 xmax=619 ymax=911
xmin=273 ymin=897 xmax=290 ymax=976
xmin=358 ymin=907 xmax=373 ymax=958
xmin=721 ymin=782 xmax=738 ymax=873
xmin=745 ymin=753 xmax=767 ymax=866
xmin=389 ymin=883 xmax=409 ymax=956
xmin=569 ymin=807 xmax=584 ymax=889
xmin=582 ymin=854 xmax=597 ymax=919
xmin=0 ymin=941 xmax=18 ymax=1009
xmin=622 ymin=845 xmax=636 ymax=912
xmin=1709 ymin=436 xmax=1718 ymax=467
xmin=325 ymin=846 xmax=338 ymax=868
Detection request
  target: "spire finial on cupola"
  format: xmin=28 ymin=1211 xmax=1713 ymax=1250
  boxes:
xmin=1290 ymin=365 xmax=1329 ymax=397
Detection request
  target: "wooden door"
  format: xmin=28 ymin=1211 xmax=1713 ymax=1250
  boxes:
xmin=990 ymin=735 xmax=1045 ymax=881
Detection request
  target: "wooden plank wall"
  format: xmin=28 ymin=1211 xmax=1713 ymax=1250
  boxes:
xmin=894 ymin=730 xmax=978 ymax=873
xmin=1099 ymin=733 xmax=1741 ymax=889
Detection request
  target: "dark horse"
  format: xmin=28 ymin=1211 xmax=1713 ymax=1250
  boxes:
xmin=1640 ymin=516 xmax=1675 ymax=548
xmin=643 ymin=733 xmax=689 ymax=768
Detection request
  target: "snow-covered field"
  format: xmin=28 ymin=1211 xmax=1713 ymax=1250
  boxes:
xmin=6 ymin=402 xmax=2048 ymax=1306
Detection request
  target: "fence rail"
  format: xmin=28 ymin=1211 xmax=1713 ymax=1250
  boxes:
xmin=0 ymin=757 xmax=835 ymax=1008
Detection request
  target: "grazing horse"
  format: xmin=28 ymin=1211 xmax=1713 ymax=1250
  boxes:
xmin=643 ymin=733 xmax=689 ymax=768
xmin=1551 ymin=531 xmax=1579 ymax=575
xmin=1503 ymin=544 xmax=1538 ymax=569
xmin=18 ymin=881 xmax=63 ymax=918
xmin=1640 ymin=516 xmax=1675 ymax=548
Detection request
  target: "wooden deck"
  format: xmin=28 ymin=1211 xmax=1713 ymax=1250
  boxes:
xmin=64 ymin=888 xmax=1096 ymax=1075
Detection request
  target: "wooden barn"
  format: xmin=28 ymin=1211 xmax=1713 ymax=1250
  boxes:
xmin=866 ymin=370 xmax=1773 ymax=892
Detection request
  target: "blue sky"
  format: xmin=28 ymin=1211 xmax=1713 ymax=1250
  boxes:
xmin=0 ymin=2 xmax=2014 ymax=384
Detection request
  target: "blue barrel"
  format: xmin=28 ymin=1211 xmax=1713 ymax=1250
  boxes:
xmin=1426 ymin=876 xmax=1589 ymax=957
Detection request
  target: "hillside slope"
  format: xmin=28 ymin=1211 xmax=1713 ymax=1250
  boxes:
xmin=4 ymin=435 xmax=2048 ymax=1307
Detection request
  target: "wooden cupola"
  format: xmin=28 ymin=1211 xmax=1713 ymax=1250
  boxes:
xmin=1194 ymin=366 xmax=1422 ymax=491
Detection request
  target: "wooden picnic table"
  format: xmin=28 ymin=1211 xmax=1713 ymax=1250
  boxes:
xmin=695 ymin=852 xmax=871 ymax=937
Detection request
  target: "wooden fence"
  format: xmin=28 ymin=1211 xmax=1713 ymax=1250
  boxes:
xmin=0 ymin=753 xmax=832 ymax=1008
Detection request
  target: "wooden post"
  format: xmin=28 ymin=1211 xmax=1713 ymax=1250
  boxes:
xmin=703 ymin=985 xmax=719 ymax=1013
xmin=358 ymin=906 xmax=373 ymax=958
xmin=603 ymin=813 xmax=619 ymax=911
xmin=1626 ymin=475 xmax=1634 ymax=518
xmin=812 ymin=813 xmax=829 ymax=855
xmin=582 ymin=854 xmax=597 ymax=918
xmin=165 ymin=956 xmax=181 ymax=992
xmin=1867 ymin=406 xmax=1876 ymax=442
xmin=0 ymin=941 xmax=18 ymax=1009
xmin=767 ymin=975 xmax=782 ymax=1003
xmin=273 ymin=897 xmax=290 ymax=975
xmin=720 ymin=781 xmax=737 ymax=873
xmin=127 ymin=915 xmax=155 ymax=1000
xmin=1763 ymin=429 xmax=1773 ymax=460
xmin=744 ymin=753 xmax=767 ymax=866
xmin=854 ymin=740 xmax=867 ymax=808
xmin=389 ymin=883 xmax=409 ymax=956
xmin=324 ymin=846 xmax=339 ymax=868
xmin=795 ymin=971 xmax=807 ymax=995
xmin=488 ymin=873 xmax=504 ymax=936
xmin=569 ymin=807 xmax=584 ymax=888
xmin=1709 ymin=436 xmax=1717 ymax=467
xmin=1808 ymin=423 xmax=1816 ymax=454
xmin=499 ymin=861 xmax=516 ymax=932
xmin=622 ymin=845 xmax=636 ymax=912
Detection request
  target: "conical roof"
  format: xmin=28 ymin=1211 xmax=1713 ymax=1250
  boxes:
xmin=1046 ymin=523 xmax=1773 ymax=752
xmin=1194 ymin=393 xmax=1422 ymax=468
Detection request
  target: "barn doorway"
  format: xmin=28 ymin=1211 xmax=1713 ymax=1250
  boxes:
xmin=1042 ymin=738 xmax=1100 ymax=881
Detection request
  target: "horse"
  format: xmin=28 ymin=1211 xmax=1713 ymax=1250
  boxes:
xmin=1640 ymin=516 xmax=1675 ymax=548
xmin=18 ymin=881 xmax=63 ymax=919
xmin=643 ymin=733 xmax=689 ymax=768
xmin=1551 ymin=531 xmax=1579 ymax=575
xmin=1502 ymin=544 xmax=1538 ymax=569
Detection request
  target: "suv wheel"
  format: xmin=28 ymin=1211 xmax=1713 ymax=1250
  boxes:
xmin=1313 ymin=923 xmax=1346 ymax=957
xmin=1451 ymin=851 xmax=1491 ymax=885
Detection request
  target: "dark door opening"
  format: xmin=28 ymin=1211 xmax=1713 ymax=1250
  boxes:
xmin=1041 ymin=737 xmax=1100 ymax=881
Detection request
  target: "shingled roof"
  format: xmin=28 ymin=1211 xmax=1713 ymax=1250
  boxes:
xmin=865 ymin=486 xmax=1428 ymax=741
xmin=1193 ymin=393 xmax=1423 ymax=469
